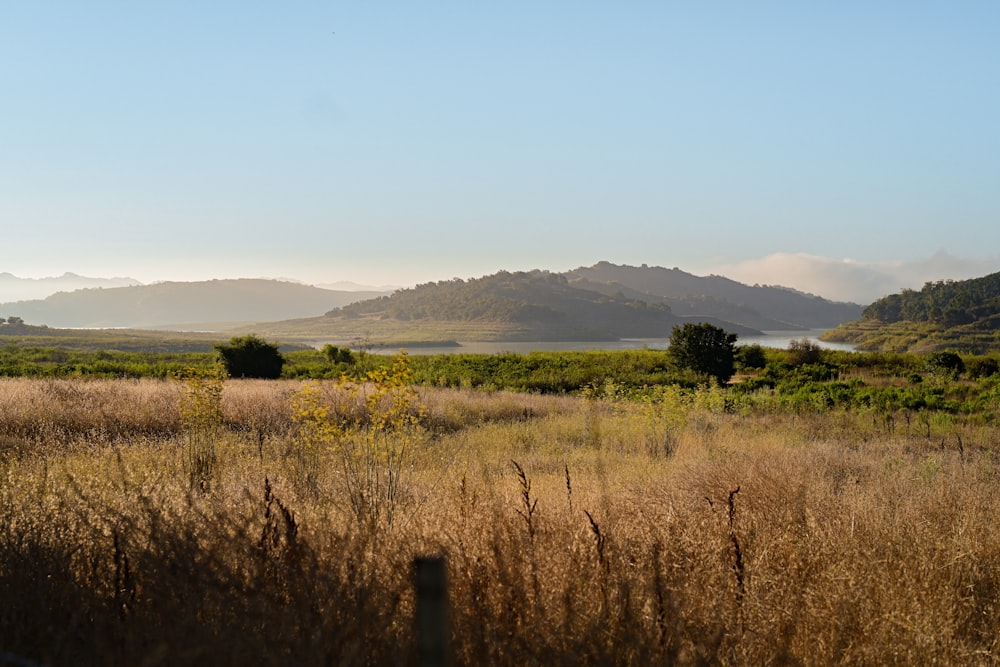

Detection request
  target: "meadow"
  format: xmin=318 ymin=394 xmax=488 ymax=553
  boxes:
xmin=2 ymin=352 xmax=1000 ymax=665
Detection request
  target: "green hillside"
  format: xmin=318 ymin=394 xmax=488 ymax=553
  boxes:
xmin=822 ymin=271 xmax=1000 ymax=353
xmin=329 ymin=270 xmax=685 ymax=341
xmin=335 ymin=270 xmax=680 ymax=333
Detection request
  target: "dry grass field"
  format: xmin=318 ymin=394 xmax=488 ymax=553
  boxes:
xmin=2 ymin=376 xmax=999 ymax=665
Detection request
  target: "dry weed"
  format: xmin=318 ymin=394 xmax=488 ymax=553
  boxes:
xmin=1 ymin=378 xmax=999 ymax=665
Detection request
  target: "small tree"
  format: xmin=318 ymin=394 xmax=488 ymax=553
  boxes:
xmin=669 ymin=322 xmax=738 ymax=385
xmin=926 ymin=351 xmax=965 ymax=379
xmin=215 ymin=334 xmax=285 ymax=379
xmin=787 ymin=338 xmax=823 ymax=366
xmin=322 ymin=344 xmax=355 ymax=365
xmin=737 ymin=344 xmax=768 ymax=370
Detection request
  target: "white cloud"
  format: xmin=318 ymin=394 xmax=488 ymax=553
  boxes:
xmin=713 ymin=251 xmax=1000 ymax=304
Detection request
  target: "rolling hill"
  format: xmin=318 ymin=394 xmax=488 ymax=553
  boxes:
xmin=564 ymin=262 xmax=864 ymax=330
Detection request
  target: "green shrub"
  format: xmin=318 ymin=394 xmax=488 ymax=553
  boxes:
xmin=215 ymin=335 xmax=285 ymax=379
xmin=926 ymin=351 xmax=965 ymax=379
xmin=737 ymin=344 xmax=768 ymax=370
xmin=967 ymin=356 xmax=999 ymax=379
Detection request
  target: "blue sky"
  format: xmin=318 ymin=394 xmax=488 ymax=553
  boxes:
xmin=3 ymin=2 xmax=999 ymax=302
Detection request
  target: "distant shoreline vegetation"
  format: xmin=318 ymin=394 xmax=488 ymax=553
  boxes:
xmin=370 ymin=340 xmax=461 ymax=350
xmin=359 ymin=331 xmax=854 ymax=356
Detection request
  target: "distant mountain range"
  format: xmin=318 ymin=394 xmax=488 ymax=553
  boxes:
xmin=0 ymin=272 xmax=141 ymax=302
xmin=0 ymin=279 xmax=388 ymax=330
xmin=315 ymin=280 xmax=404 ymax=293
xmin=0 ymin=263 xmax=864 ymax=342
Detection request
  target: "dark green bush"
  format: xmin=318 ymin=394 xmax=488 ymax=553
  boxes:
xmin=926 ymin=351 xmax=965 ymax=378
xmin=215 ymin=335 xmax=285 ymax=379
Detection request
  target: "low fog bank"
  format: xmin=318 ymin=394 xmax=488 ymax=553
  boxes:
xmin=715 ymin=251 xmax=1000 ymax=305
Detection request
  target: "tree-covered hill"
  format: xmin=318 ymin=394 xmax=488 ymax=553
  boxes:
xmin=313 ymin=270 xmax=761 ymax=343
xmin=334 ymin=263 xmax=864 ymax=334
xmin=332 ymin=270 xmax=678 ymax=339
xmin=822 ymin=271 xmax=1000 ymax=353
xmin=565 ymin=276 xmax=798 ymax=331
xmin=335 ymin=271 xmax=580 ymax=323
xmin=862 ymin=272 xmax=1000 ymax=326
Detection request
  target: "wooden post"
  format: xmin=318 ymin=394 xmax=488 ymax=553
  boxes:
xmin=414 ymin=555 xmax=449 ymax=667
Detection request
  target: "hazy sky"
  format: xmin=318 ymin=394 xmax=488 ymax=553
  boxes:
xmin=3 ymin=2 xmax=999 ymax=302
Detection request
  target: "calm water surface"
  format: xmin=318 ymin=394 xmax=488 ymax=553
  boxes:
xmin=367 ymin=330 xmax=855 ymax=355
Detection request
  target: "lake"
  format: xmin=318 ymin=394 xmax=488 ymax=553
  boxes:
xmin=368 ymin=330 xmax=855 ymax=355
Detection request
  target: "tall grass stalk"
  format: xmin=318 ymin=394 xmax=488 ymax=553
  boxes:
xmin=174 ymin=366 xmax=225 ymax=491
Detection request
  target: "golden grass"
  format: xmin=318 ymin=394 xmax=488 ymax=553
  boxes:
xmin=1 ymin=378 xmax=999 ymax=665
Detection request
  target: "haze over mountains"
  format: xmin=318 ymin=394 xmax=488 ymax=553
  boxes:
xmin=718 ymin=251 xmax=1000 ymax=304
xmin=564 ymin=262 xmax=860 ymax=330
xmin=0 ymin=272 xmax=142 ymax=302
xmin=1 ymin=262 xmax=863 ymax=341
xmin=0 ymin=279 xmax=387 ymax=330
